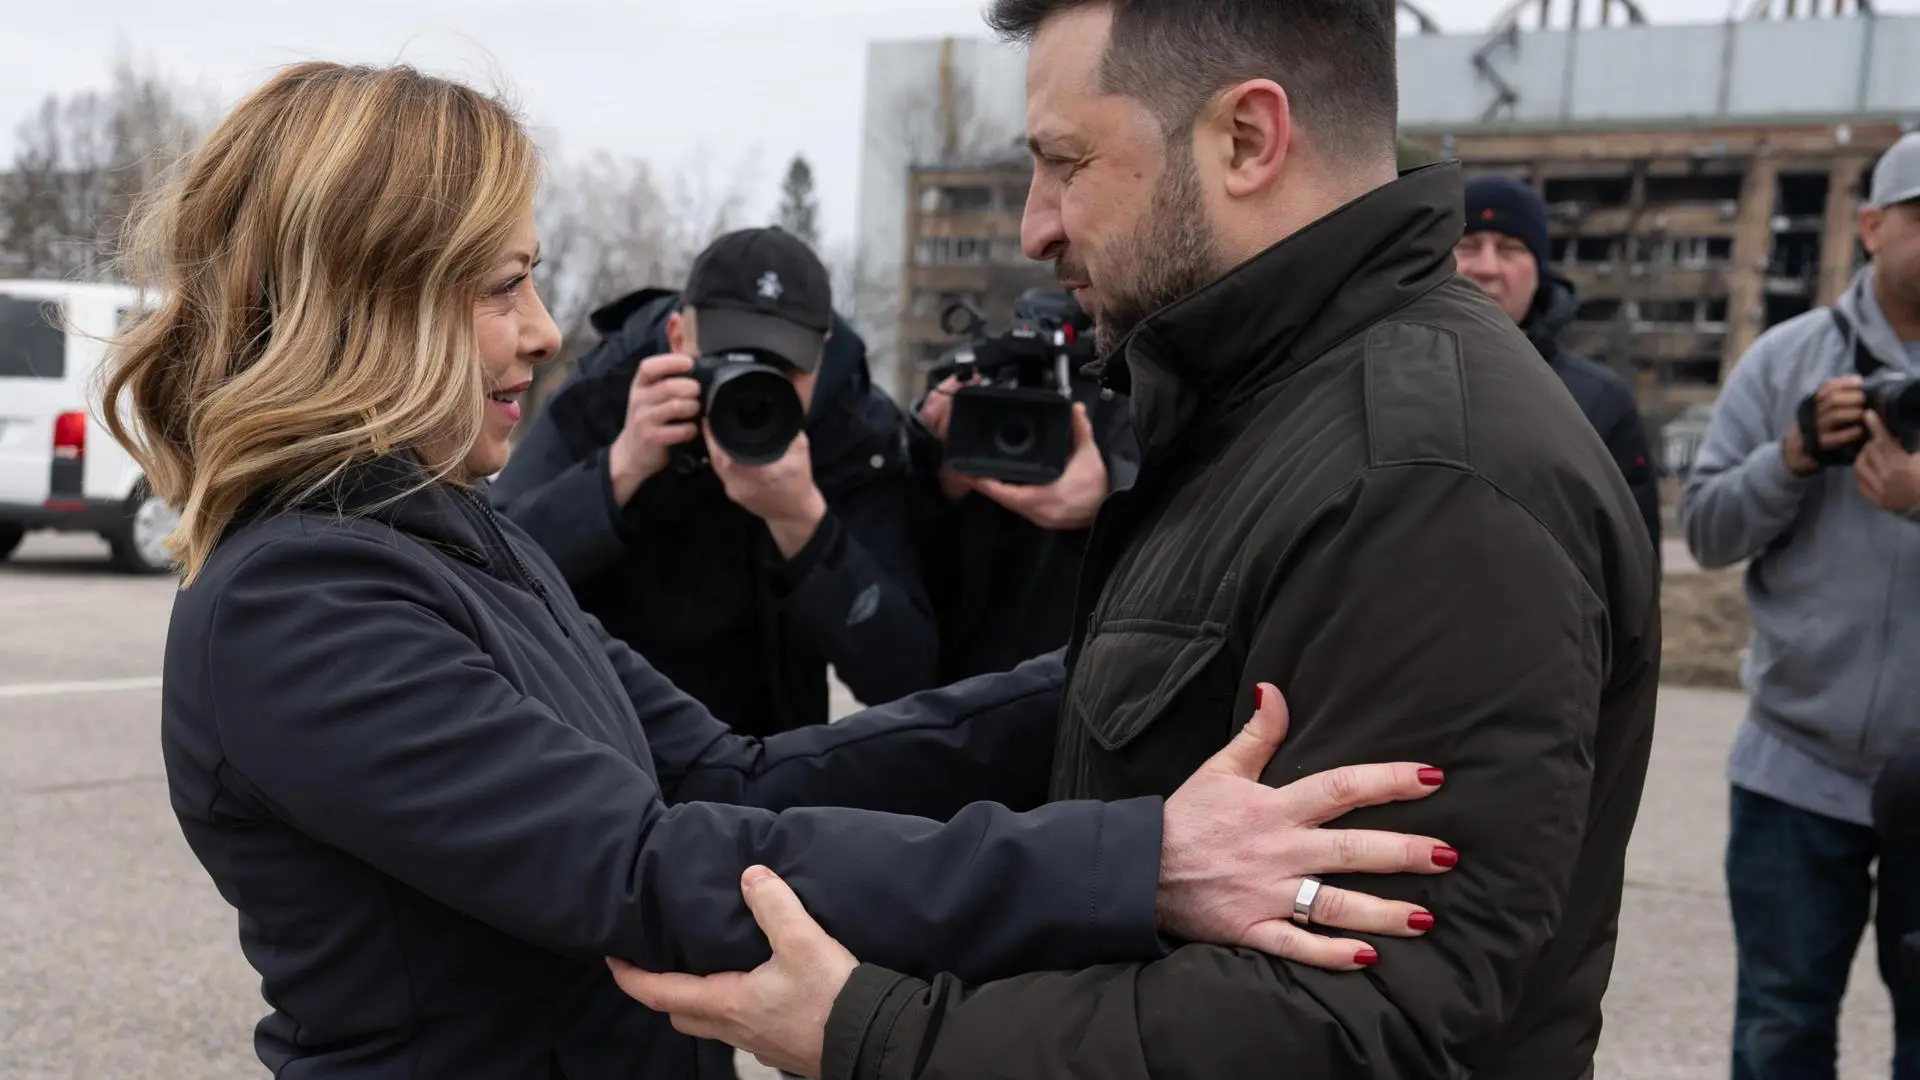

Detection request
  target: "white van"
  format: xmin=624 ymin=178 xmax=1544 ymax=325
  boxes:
xmin=0 ymin=279 xmax=176 ymax=573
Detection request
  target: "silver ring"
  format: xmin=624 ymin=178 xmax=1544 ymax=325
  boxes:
xmin=1291 ymin=876 xmax=1322 ymax=926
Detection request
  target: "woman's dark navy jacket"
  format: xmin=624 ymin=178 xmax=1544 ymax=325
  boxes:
xmin=159 ymin=456 xmax=1163 ymax=1079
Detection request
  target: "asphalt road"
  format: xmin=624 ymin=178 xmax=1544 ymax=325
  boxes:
xmin=0 ymin=532 xmax=1897 ymax=1078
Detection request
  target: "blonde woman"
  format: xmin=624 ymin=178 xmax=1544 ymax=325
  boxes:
xmin=106 ymin=62 xmax=1458 ymax=1079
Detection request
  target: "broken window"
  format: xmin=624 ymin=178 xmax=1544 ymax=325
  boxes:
xmin=1543 ymin=176 xmax=1631 ymax=205
xmin=1645 ymin=174 xmax=1744 ymax=204
xmin=1775 ymin=173 xmax=1829 ymax=220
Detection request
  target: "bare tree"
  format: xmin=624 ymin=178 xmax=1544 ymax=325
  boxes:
xmin=535 ymin=148 xmax=760 ymax=342
xmin=658 ymin=145 xmax=759 ymax=280
xmin=823 ymin=240 xmax=863 ymax=319
xmin=0 ymin=50 xmax=212 ymax=280
xmin=535 ymin=151 xmax=668 ymax=347
xmin=521 ymin=146 xmax=760 ymax=425
xmin=776 ymin=155 xmax=821 ymax=248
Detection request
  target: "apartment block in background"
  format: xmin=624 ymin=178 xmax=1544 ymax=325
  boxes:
xmin=895 ymin=158 xmax=1057 ymax=391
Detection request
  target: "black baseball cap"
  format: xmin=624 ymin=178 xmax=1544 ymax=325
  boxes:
xmin=683 ymin=226 xmax=832 ymax=373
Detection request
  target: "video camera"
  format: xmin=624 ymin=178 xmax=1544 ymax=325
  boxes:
xmin=1797 ymin=372 xmax=1920 ymax=468
xmin=687 ymin=351 xmax=805 ymax=467
xmin=924 ymin=287 xmax=1097 ymax=485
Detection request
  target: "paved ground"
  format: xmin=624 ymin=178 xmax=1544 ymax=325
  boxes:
xmin=0 ymin=532 xmax=1897 ymax=1078
xmin=1664 ymin=534 xmax=1702 ymax=574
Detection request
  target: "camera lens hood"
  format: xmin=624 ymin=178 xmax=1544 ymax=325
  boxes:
xmin=701 ymin=360 xmax=804 ymax=466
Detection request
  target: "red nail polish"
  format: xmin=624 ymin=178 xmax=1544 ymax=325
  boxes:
xmin=1255 ymin=685 xmax=1265 ymax=710
xmin=1432 ymin=846 xmax=1459 ymax=868
xmin=1354 ymin=949 xmax=1379 ymax=967
xmin=1417 ymin=767 xmax=1444 ymax=786
xmin=1408 ymin=912 xmax=1435 ymax=931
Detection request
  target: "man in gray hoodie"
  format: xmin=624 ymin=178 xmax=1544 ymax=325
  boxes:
xmin=1683 ymin=132 xmax=1920 ymax=1078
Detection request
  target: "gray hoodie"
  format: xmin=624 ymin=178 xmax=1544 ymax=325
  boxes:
xmin=1682 ymin=264 xmax=1920 ymax=815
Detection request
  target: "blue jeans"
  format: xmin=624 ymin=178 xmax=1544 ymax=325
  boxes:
xmin=1727 ymin=785 xmax=1920 ymax=1079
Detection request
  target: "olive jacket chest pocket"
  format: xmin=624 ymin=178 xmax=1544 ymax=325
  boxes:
xmin=1064 ymin=617 xmax=1239 ymax=798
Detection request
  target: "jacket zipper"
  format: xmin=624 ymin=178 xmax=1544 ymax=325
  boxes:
xmin=460 ymin=488 xmax=656 ymax=767
xmin=463 ymin=488 xmax=570 ymax=638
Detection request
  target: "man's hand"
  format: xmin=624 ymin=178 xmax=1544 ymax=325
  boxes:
xmin=609 ymin=354 xmax=704 ymax=505
xmin=609 ymin=866 xmax=854 ymax=1079
xmin=1783 ymin=375 xmax=1866 ymax=476
xmin=917 ymin=376 xmax=979 ymax=504
xmin=1856 ymin=410 xmax=1920 ymax=514
xmin=969 ymin=402 xmax=1109 ymax=531
xmin=709 ymin=426 xmax=828 ymax=559
xmin=1157 ymin=683 xmax=1452 ymax=969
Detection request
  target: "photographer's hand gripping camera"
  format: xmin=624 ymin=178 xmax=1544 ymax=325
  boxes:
xmin=1798 ymin=306 xmax=1920 ymax=468
xmin=925 ymin=288 xmax=1098 ymax=486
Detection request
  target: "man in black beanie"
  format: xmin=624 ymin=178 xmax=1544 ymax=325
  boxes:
xmin=1456 ymin=175 xmax=1662 ymax=548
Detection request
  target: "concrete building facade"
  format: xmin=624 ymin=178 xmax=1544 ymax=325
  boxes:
xmin=1404 ymin=119 xmax=1904 ymax=423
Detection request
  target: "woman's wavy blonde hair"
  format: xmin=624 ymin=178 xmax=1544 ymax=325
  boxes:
xmin=98 ymin=61 xmax=539 ymax=584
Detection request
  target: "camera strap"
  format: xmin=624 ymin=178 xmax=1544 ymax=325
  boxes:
xmin=1827 ymin=306 xmax=1885 ymax=379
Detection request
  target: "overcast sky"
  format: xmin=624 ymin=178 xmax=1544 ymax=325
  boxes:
xmin=2 ymin=0 xmax=1884 ymax=253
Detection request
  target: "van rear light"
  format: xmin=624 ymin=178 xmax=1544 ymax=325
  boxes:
xmin=53 ymin=411 xmax=85 ymax=460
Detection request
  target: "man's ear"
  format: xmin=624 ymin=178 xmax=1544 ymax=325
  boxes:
xmin=1208 ymin=79 xmax=1291 ymax=201
xmin=1861 ymin=205 xmax=1886 ymax=259
xmin=665 ymin=311 xmax=690 ymax=354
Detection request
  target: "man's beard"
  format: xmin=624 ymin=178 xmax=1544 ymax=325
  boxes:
xmin=1059 ymin=145 xmax=1221 ymax=355
xmin=1880 ymin=259 xmax=1920 ymax=327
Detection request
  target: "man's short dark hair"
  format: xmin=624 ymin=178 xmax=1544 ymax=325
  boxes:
xmin=986 ymin=0 xmax=1399 ymax=167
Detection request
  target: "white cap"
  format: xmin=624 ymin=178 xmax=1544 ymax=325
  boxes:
xmin=1870 ymin=132 xmax=1920 ymax=208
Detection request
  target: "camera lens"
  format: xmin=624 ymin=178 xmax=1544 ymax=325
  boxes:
xmin=1884 ymin=381 xmax=1920 ymax=436
xmin=993 ymin=417 xmax=1036 ymax=458
xmin=734 ymin=397 xmax=773 ymax=434
xmin=706 ymin=364 xmax=804 ymax=466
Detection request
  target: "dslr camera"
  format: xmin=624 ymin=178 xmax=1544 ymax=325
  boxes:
xmin=686 ymin=351 xmax=805 ymax=467
xmin=925 ymin=287 xmax=1096 ymax=485
xmin=1797 ymin=371 xmax=1920 ymax=468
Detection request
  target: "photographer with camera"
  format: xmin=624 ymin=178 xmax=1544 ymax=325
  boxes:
xmin=907 ymin=289 xmax=1140 ymax=681
xmin=491 ymin=227 xmax=937 ymax=738
xmin=1682 ymin=133 xmax=1920 ymax=1077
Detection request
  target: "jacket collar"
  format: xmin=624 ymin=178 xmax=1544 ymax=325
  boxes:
xmin=1523 ymin=272 xmax=1581 ymax=365
xmin=237 ymin=452 xmax=500 ymax=571
xmin=1097 ymin=160 xmax=1465 ymax=461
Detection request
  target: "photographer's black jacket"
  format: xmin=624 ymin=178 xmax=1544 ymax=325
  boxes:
xmin=907 ymin=374 xmax=1141 ymax=682
xmin=490 ymin=290 xmax=936 ymax=736
xmin=1525 ymin=273 xmax=1663 ymax=551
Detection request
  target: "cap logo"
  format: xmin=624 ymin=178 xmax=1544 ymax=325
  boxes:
xmin=1480 ymin=208 xmax=1496 ymax=221
xmin=757 ymin=271 xmax=783 ymax=300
